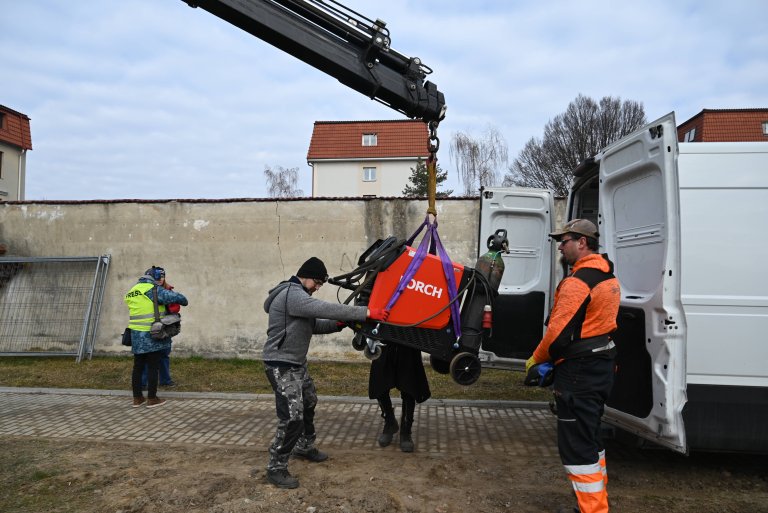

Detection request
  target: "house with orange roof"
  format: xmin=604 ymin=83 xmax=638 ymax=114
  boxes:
xmin=306 ymin=119 xmax=429 ymax=197
xmin=677 ymin=108 xmax=768 ymax=142
xmin=0 ymin=104 xmax=33 ymax=202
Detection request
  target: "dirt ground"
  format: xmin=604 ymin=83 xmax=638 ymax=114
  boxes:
xmin=2 ymin=436 xmax=767 ymax=513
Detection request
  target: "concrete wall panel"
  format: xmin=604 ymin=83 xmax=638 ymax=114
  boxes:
xmin=0 ymin=198 xmax=482 ymax=360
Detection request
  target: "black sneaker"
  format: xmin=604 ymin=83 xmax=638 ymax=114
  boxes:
xmin=266 ymin=469 xmax=299 ymax=489
xmin=292 ymin=447 xmax=328 ymax=462
xmin=160 ymin=381 xmax=177 ymax=388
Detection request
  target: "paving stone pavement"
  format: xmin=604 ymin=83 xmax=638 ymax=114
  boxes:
xmin=0 ymin=388 xmax=559 ymax=457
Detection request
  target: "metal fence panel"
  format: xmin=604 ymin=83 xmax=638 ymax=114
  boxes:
xmin=0 ymin=256 xmax=110 ymax=361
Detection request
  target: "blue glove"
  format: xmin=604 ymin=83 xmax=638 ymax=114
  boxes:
xmin=524 ymin=361 xmax=554 ymax=387
xmin=536 ymin=362 xmax=554 ymax=386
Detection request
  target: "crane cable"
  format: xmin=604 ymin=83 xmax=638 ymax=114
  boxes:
xmin=426 ymin=120 xmax=440 ymax=219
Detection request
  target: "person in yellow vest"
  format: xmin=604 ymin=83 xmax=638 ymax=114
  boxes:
xmin=124 ymin=266 xmax=188 ymax=408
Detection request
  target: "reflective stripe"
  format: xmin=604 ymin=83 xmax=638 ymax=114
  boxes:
xmin=572 ymin=480 xmax=605 ymax=493
xmin=130 ymin=313 xmax=155 ymax=320
xmin=565 ymin=462 xmax=602 ymax=476
xmin=565 ymin=459 xmax=610 ymax=513
xmin=591 ymin=340 xmax=615 ymax=353
xmin=598 ymin=449 xmax=607 ymax=484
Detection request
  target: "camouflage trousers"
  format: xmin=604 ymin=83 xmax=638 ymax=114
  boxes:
xmin=265 ymin=363 xmax=319 ymax=471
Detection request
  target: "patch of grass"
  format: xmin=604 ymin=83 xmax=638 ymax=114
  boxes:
xmin=0 ymin=440 xmax=90 ymax=513
xmin=0 ymin=356 xmax=551 ymax=402
xmin=31 ymin=469 xmax=56 ymax=481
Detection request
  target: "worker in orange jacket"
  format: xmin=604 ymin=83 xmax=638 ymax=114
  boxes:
xmin=526 ymin=219 xmax=620 ymax=513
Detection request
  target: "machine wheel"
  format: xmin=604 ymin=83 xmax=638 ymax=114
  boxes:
xmin=429 ymin=355 xmax=450 ymax=374
xmin=364 ymin=344 xmax=382 ymax=361
xmin=352 ymin=332 xmax=366 ymax=351
xmin=449 ymin=352 xmax=482 ymax=386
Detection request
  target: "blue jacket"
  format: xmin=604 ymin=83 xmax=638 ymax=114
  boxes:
xmin=127 ymin=277 xmax=189 ymax=355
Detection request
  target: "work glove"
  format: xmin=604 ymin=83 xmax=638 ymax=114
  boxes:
xmin=367 ymin=308 xmax=390 ymax=322
xmin=524 ymin=361 xmax=554 ymax=387
xmin=525 ymin=355 xmax=538 ymax=374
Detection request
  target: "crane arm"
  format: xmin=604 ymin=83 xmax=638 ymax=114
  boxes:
xmin=182 ymin=0 xmax=446 ymax=123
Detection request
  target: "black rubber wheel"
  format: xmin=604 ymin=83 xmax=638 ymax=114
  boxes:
xmin=364 ymin=344 xmax=382 ymax=361
xmin=449 ymin=352 xmax=482 ymax=386
xmin=429 ymin=354 xmax=450 ymax=375
xmin=351 ymin=332 xmax=366 ymax=351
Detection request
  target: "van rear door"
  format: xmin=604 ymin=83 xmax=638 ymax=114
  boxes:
xmin=477 ymin=187 xmax=554 ymax=367
xmin=594 ymin=112 xmax=688 ymax=453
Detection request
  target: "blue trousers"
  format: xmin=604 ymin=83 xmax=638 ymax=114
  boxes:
xmin=141 ymin=345 xmax=172 ymax=386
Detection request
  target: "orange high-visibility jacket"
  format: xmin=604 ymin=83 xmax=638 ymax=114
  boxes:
xmin=533 ymin=253 xmax=620 ymax=363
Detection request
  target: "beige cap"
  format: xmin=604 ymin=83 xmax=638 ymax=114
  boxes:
xmin=549 ymin=218 xmax=599 ymax=240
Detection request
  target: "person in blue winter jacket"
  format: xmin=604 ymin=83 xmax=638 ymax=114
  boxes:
xmin=124 ymin=266 xmax=188 ymax=409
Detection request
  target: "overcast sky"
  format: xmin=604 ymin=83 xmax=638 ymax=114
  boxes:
xmin=2 ymin=0 xmax=767 ymax=200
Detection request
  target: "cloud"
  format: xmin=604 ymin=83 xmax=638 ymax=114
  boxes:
xmin=2 ymin=0 xmax=767 ymax=200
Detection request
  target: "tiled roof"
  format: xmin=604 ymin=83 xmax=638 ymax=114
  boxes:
xmin=0 ymin=104 xmax=32 ymax=150
xmin=307 ymin=119 xmax=429 ymax=160
xmin=677 ymin=108 xmax=768 ymax=142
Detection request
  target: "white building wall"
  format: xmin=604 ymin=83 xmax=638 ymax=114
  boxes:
xmin=0 ymin=142 xmax=25 ymax=201
xmin=312 ymin=159 xmax=419 ymax=197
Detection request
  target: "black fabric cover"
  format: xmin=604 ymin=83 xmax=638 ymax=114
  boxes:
xmin=368 ymin=342 xmax=431 ymax=403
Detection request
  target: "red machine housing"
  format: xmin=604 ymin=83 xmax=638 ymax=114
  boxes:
xmin=367 ymin=246 xmax=464 ymax=329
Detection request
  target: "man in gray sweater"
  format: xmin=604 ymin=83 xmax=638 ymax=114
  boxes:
xmin=262 ymin=256 xmax=389 ymax=489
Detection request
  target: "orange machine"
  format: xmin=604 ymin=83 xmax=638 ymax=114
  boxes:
xmin=366 ymin=246 xmax=464 ymax=330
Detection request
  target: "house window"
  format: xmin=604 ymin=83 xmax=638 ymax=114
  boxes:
xmin=762 ymin=121 xmax=768 ymax=135
xmin=362 ymin=133 xmax=377 ymax=146
xmin=0 ymin=151 xmax=3 ymax=179
xmin=363 ymin=167 xmax=377 ymax=182
xmin=684 ymin=128 xmax=696 ymax=142
xmin=0 ymin=113 xmax=5 ymax=129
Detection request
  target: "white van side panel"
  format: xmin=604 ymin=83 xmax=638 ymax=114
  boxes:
xmin=678 ymin=142 xmax=768 ymax=388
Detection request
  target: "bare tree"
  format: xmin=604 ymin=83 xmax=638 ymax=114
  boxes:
xmin=504 ymin=94 xmax=646 ymax=196
xmin=449 ymin=125 xmax=508 ymax=196
xmin=264 ymin=165 xmax=304 ymax=198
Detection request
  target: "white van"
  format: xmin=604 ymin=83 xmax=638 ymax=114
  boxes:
xmin=477 ymin=112 xmax=768 ymax=453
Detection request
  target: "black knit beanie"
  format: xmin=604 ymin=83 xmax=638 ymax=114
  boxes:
xmin=297 ymin=257 xmax=328 ymax=281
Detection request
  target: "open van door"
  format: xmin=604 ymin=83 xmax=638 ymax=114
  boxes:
xmin=477 ymin=187 xmax=555 ymax=367
xmin=571 ymin=112 xmax=688 ymax=453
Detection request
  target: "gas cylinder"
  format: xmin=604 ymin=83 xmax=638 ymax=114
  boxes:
xmin=473 ymin=248 xmax=505 ymax=292
xmin=459 ymin=229 xmax=509 ymax=351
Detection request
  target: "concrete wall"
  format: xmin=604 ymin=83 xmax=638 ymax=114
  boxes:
xmin=0 ymin=197 xmax=488 ymax=360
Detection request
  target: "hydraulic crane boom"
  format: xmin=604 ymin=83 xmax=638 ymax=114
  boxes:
xmin=182 ymin=0 xmax=446 ymax=123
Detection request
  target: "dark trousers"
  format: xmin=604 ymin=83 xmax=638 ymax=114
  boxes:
xmin=553 ymin=355 xmax=615 ymax=513
xmin=554 ymin=355 xmax=614 ymax=464
xmin=141 ymin=345 xmax=172 ymax=386
xmin=132 ymin=351 xmax=163 ymax=399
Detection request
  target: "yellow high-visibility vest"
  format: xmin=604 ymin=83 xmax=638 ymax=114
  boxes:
xmin=124 ymin=282 xmax=167 ymax=332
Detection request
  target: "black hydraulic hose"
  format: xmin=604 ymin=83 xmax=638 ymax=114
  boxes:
xmin=329 ymin=237 xmax=404 ymax=284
